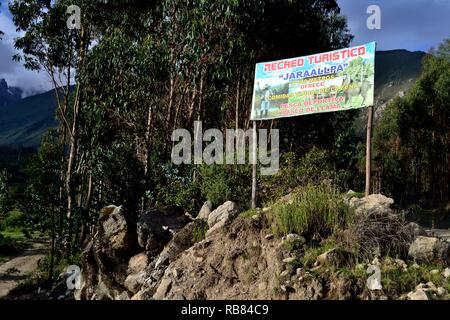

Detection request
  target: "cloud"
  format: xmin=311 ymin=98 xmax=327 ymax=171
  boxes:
xmin=337 ymin=0 xmax=450 ymax=51
xmin=0 ymin=7 xmax=52 ymax=96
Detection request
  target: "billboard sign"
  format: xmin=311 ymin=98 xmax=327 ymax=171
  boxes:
xmin=250 ymin=42 xmax=376 ymax=120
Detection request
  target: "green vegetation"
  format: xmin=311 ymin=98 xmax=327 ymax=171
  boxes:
xmin=192 ymin=220 xmax=209 ymax=243
xmin=373 ymin=39 xmax=450 ymax=206
xmin=271 ymin=183 xmax=350 ymax=238
xmin=199 ymin=164 xmax=252 ymax=208
xmin=0 ymin=231 xmax=26 ymax=257
xmin=299 ymin=240 xmax=340 ymax=268
xmin=0 ymin=0 xmax=448 ymax=295
xmin=1 ymin=209 xmax=28 ymax=231
xmin=381 ymin=263 xmax=448 ymax=296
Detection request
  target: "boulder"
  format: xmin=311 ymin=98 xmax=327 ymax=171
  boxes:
xmin=75 ymin=205 xmax=139 ymax=300
xmin=407 ymin=288 xmax=430 ymax=300
xmin=443 ymin=268 xmax=450 ymax=278
xmin=407 ymin=282 xmax=441 ymax=300
xmin=197 ymin=201 xmax=213 ymax=220
xmin=127 ymin=253 xmax=149 ymax=275
xmin=349 ymin=194 xmax=395 ymax=216
xmin=100 ymin=205 xmax=137 ymax=255
xmin=408 ymin=236 xmax=450 ymax=264
xmin=316 ymin=249 xmax=351 ymax=268
xmin=131 ymin=289 xmax=152 ymax=300
xmin=135 ymin=220 xmax=206 ymax=298
xmin=137 ymin=208 xmax=190 ymax=255
xmin=206 ymin=201 xmax=239 ymax=236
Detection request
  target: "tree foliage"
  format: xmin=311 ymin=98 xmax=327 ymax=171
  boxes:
xmin=9 ymin=0 xmax=356 ymax=265
xmin=373 ymin=38 xmax=450 ymax=205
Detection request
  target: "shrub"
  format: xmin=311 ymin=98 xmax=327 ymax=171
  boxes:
xmin=335 ymin=207 xmax=413 ymax=260
xmin=262 ymin=147 xmax=334 ymax=202
xmin=271 ymin=183 xmax=350 ymax=238
xmin=192 ymin=220 xmax=209 ymax=243
xmin=150 ymin=164 xmax=201 ymax=213
xmin=381 ymin=263 xmax=449 ymax=296
xmin=1 ymin=209 xmax=28 ymax=231
xmin=199 ymin=164 xmax=252 ymax=208
xmin=0 ymin=233 xmax=26 ymax=255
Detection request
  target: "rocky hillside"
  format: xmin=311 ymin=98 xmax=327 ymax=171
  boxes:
xmin=0 ymin=79 xmax=22 ymax=107
xmin=373 ymin=50 xmax=425 ymax=121
xmin=375 ymin=50 xmax=425 ymax=104
xmin=68 ymin=193 xmax=449 ymax=301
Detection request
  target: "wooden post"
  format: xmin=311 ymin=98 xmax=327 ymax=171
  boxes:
xmin=365 ymin=105 xmax=374 ymax=197
xmin=251 ymin=121 xmax=257 ymax=209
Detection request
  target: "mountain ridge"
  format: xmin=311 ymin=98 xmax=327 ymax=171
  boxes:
xmin=0 ymin=79 xmax=23 ymax=107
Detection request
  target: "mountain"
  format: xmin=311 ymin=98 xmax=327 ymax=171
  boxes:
xmin=0 ymin=79 xmax=23 ymax=107
xmin=374 ymin=49 xmax=425 ymax=118
xmin=0 ymin=88 xmax=59 ymax=148
xmin=0 ymin=50 xmax=426 ymax=148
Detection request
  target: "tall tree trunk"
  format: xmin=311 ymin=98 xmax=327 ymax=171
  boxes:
xmin=66 ymin=26 xmax=87 ymax=254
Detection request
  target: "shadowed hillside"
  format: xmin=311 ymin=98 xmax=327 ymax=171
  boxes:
xmin=375 ymin=49 xmax=425 ymax=105
xmin=0 ymin=89 xmax=59 ymax=148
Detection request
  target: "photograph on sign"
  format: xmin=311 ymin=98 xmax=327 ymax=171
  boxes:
xmin=251 ymin=42 xmax=376 ymax=120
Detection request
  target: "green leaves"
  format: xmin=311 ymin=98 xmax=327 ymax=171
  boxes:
xmin=373 ymin=37 xmax=450 ymax=203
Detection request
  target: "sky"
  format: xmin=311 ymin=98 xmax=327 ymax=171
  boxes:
xmin=0 ymin=0 xmax=53 ymax=96
xmin=337 ymin=0 xmax=450 ymax=51
xmin=0 ymin=0 xmax=450 ymax=96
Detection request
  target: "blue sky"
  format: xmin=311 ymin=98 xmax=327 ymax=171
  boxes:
xmin=1 ymin=0 xmax=450 ymax=94
xmin=338 ymin=0 xmax=450 ymax=51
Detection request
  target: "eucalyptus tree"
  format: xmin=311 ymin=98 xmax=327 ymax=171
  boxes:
xmin=10 ymin=0 xmax=357 ymax=260
xmin=373 ymin=38 xmax=450 ymax=204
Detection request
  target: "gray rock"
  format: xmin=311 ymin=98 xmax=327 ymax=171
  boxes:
xmin=100 ymin=205 xmax=136 ymax=254
xmin=284 ymin=233 xmax=306 ymax=245
xmin=115 ymin=291 xmax=131 ymax=300
xmin=443 ymin=268 xmax=450 ymax=278
xmin=206 ymin=201 xmax=239 ymax=237
xmin=430 ymin=269 xmax=440 ymax=275
xmin=197 ymin=201 xmax=213 ymax=220
xmin=127 ymin=253 xmax=149 ymax=275
xmin=207 ymin=201 xmax=239 ymax=228
xmin=153 ymin=278 xmax=172 ymax=300
xmin=408 ymin=236 xmax=450 ymax=264
xmin=137 ymin=208 xmax=189 ymax=255
xmin=349 ymin=194 xmax=394 ymax=216
xmin=124 ymin=271 xmax=146 ymax=294
xmin=131 ymin=289 xmax=153 ymax=300
xmin=316 ymin=249 xmax=349 ymax=268
xmin=437 ymin=287 xmax=447 ymax=296
xmin=75 ymin=205 xmax=140 ymax=300
xmin=283 ymin=257 xmax=296 ymax=264
xmin=137 ymin=220 xmax=204 ymax=297
xmin=407 ymin=288 xmax=429 ymax=300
